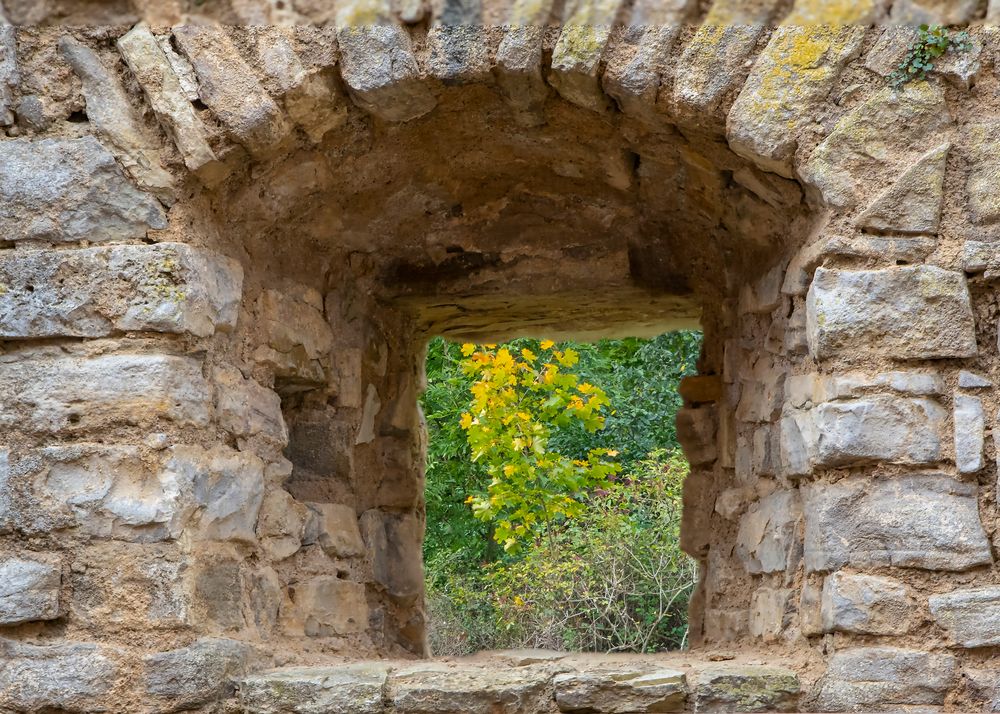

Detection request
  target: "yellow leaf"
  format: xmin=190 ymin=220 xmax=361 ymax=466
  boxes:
xmin=540 ymin=340 xmax=555 ymax=349
xmin=503 ymin=464 xmax=516 ymax=476
xmin=461 ymin=343 xmax=476 ymax=356
xmin=521 ymin=348 xmax=537 ymax=361
xmin=460 ymin=413 xmax=473 ymax=429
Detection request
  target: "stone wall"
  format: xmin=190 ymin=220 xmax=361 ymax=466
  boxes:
xmin=2 ymin=0 xmax=1000 ymax=711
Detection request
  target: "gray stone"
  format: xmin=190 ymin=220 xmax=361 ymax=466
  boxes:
xmin=554 ymin=669 xmax=686 ymax=713
xmin=0 ymin=243 xmax=243 ymax=339
xmin=494 ymin=23 xmax=549 ymax=117
xmin=820 ymin=572 xmax=912 ymax=636
xmin=749 ymin=587 xmax=790 ymax=641
xmin=145 ymin=638 xmax=254 ymax=708
xmin=964 ymin=668 xmax=1000 ymax=712
xmin=0 ymin=354 xmax=212 ymax=433
xmin=815 ymin=647 xmax=956 ymax=711
xmin=966 ymin=120 xmax=1000 ymax=225
xmin=854 ymin=143 xmax=949 ymax=235
xmin=257 ymin=489 xmax=309 ymax=560
xmin=692 ymin=665 xmax=799 ymax=713
xmin=891 ymin=0 xmax=978 ymax=24
xmin=735 ymin=491 xmax=801 ymax=575
xmin=303 ymin=502 xmax=364 ymax=558
xmin=802 ymin=371 xmax=946 ymax=401
xmin=548 ymin=0 xmax=624 ymax=113
xmin=959 ymin=370 xmax=992 ymax=389
xmin=239 ymin=664 xmax=390 ymax=714
xmin=253 ymin=287 xmax=333 ymax=387
xmin=426 ymin=0 xmax=490 ymax=84
xmin=0 ymin=24 xmax=16 ymax=127
xmin=390 ymin=663 xmax=553 ymax=714
xmin=676 ymin=407 xmax=717 ymax=465
xmin=0 ymin=556 xmax=60 ymax=625
xmin=603 ymin=23 xmax=683 ymax=122
xmin=361 ymin=509 xmax=424 ymax=603
xmin=802 ymin=474 xmax=992 ymax=572
xmin=0 ymin=137 xmax=166 ymax=243
xmin=285 ymin=576 xmax=368 ymax=636
xmin=962 ymin=240 xmax=1000 ymax=277
xmin=954 ymin=394 xmax=985 ymax=474
xmin=807 ymin=266 xmax=977 ymax=360
xmin=213 ymin=367 xmax=288 ymax=449
xmin=929 ymin=587 xmax=1000 ymax=648
xmin=0 ymin=639 xmax=118 ymax=712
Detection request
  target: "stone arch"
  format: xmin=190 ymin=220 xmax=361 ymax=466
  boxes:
xmin=0 ymin=0 xmax=997 ymax=711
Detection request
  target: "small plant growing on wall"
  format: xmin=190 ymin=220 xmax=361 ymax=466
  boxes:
xmin=890 ymin=24 xmax=972 ymax=87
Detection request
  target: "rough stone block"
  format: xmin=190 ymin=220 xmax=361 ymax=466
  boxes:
xmin=749 ymin=587 xmax=790 ymax=641
xmin=0 ymin=639 xmax=118 ymax=712
xmin=213 ymin=366 xmax=288 ymax=449
xmin=0 ymin=354 xmax=211 ymax=434
xmin=679 ymin=376 xmax=723 ymax=404
xmin=929 ymin=587 xmax=1000 ymax=648
xmin=145 ymin=638 xmax=254 ymax=708
xmin=257 ymin=489 xmax=309 ymax=560
xmin=425 ymin=0 xmax=490 ymax=84
xmin=239 ymin=664 xmax=390 ymax=714
xmin=815 ymin=647 xmax=956 ymax=711
xmin=0 ymin=136 xmax=166 ymax=243
xmin=676 ymin=407 xmax=717 ymax=465
xmin=253 ymin=287 xmax=333 ymax=387
xmin=820 ymin=572 xmax=912 ymax=636
xmin=390 ymin=664 xmax=553 ymax=714
xmin=954 ymin=394 xmax=985 ymax=474
xmin=0 ymin=243 xmax=243 ymax=339
xmin=0 ymin=556 xmax=60 ymax=625
xmin=854 ymin=143 xmax=949 ymax=234
xmin=554 ymin=669 xmax=686 ymax=713
xmin=692 ymin=665 xmax=799 ymax=713
xmin=548 ymin=0 xmax=624 ymax=113
xmin=959 ymin=370 xmax=992 ymax=389
xmin=966 ymin=120 xmax=1000 ymax=225
xmin=303 ymin=502 xmax=364 ymax=558
xmin=360 ymin=509 xmax=424 ymax=603
xmin=735 ymin=491 xmax=801 ymax=575
xmin=285 ymin=577 xmax=368 ymax=637
xmin=803 ymin=474 xmax=991 ymax=572
xmin=807 ymin=266 xmax=977 ymax=360
xmin=192 ymin=554 xmax=245 ymax=630
xmin=0 ymin=24 xmax=16 ymax=127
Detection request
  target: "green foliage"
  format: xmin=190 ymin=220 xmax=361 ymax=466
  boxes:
xmin=890 ymin=24 xmax=971 ymax=87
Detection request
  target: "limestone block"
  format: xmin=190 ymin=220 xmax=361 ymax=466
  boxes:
xmin=735 ymin=491 xmax=801 ymax=575
xmin=800 ymin=83 xmax=952 ymax=209
xmin=890 ymin=0 xmax=978 ymax=24
xmin=256 ymin=489 xmax=309 ymax=560
xmin=798 ymin=581 xmax=823 ymax=637
xmin=728 ymin=25 xmax=866 ymax=178
xmin=494 ymin=0 xmax=554 ymax=116
xmin=253 ymin=287 xmax=333 ymax=386
xmin=820 ymin=572 xmax=912 ymax=636
xmin=820 ymin=371 xmax=945 ymax=400
xmin=676 ymin=407 xmax=717 ymax=465
xmin=553 ymin=669 xmax=686 ymax=713
xmin=815 ymin=647 xmax=956 ymax=711
xmin=303 ymin=502 xmax=365 ymax=558
xmin=960 ymin=371 xmax=992 ymax=389
xmin=192 ymin=555 xmax=245 ymax=630
xmin=0 ymin=136 xmax=167 ymax=243
xmin=965 ymin=668 xmax=1000 ymax=712
xmin=702 ymin=608 xmax=748 ymax=643
xmin=145 ymin=638 xmax=255 ymax=708
xmin=390 ymin=663 xmax=553 ymax=713
xmin=806 ymin=266 xmax=977 ymax=360
xmin=0 ymin=24 xmax=16 ymax=127
xmin=118 ymin=23 xmax=219 ymax=175
xmin=855 ymin=143 xmax=949 ymax=234
xmin=0 ymin=243 xmax=243 ymax=339
xmin=286 ymin=577 xmax=369 ymax=636
xmin=966 ymin=120 xmax=1000 ymax=225
xmin=749 ymin=587 xmax=790 ymax=641
xmin=0 ymin=556 xmax=60 ymax=625
xmin=166 ymin=445 xmax=266 ymax=544
xmin=692 ymin=665 xmax=799 ymax=713
xmin=954 ymin=394 xmax=985 ymax=474
xmin=739 ymin=263 xmax=784 ymax=315
xmin=735 ymin=362 xmax=783 ymax=423
xmin=548 ymin=0 xmax=624 ymax=113
xmin=0 ymin=639 xmax=118 ymax=713
xmin=337 ymin=0 xmax=436 ymax=122
xmin=603 ymin=25 xmax=682 ymax=122
xmin=426 ymin=0 xmax=490 ymax=84
xmin=802 ymin=474 xmax=992 ymax=572
xmin=361 ymin=509 xmax=424 ymax=603
xmin=929 ymin=587 xmax=1000 ymax=648
xmin=173 ymin=24 xmax=291 ymax=155
xmin=213 ymin=366 xmax=289 ymax=449
xmin=238 ymin=664 xmax=390 ymax=714
xmin=0 ymin=354 xmax=212 ymax=433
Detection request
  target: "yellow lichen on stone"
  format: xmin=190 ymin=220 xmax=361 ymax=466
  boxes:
xmin=784 ymin=0 xmax=886 ymax=25
xmin=508 ymin=0 xmax=552 ymax=26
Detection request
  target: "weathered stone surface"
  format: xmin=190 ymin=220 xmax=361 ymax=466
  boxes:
xmin=801 ymin=83 xmax=952 ymax=208
xmin=239 ymin=664 xmax=390 ymax=714
xmin=749 ymin=587 xmax=790 ymax=641
xmin=891 ymin=0 xmax=978 ymax=24
xmin=692 ymin=665 xmax=799 ymax=713
xmin=802 ymin=474 xmax=992 ymax=572
xmin=679 ymin=376 xmax=723 ymax=404
xmin=959 ymin=370 xmax=992 ymax=389
xmin=548 ymin=0 xmax=624 ymax=113
xmin=253 ymin=287 xmax=333 ymax=387
xmin=855 ymin=143 xmax=949 ymax=235
xmin=257 ymin=489 xmax=309 ymax=560
xmin=0 ymin=243 xmax=243 ymax=339
xmin=0 ymin=136 xmax=167 ymax=243
xmin=954 ymin=394 xmax=985 ymax=474
xmin=285 ymin=577 xmax=368 ymax=636
xmin=0 ymin=24 xmax=16 ymax=127
xmin=145 ymin=638 xmax=254 ymax=708
xmin=735 ymin=491 xmax=801 ymax=575
xmin=303 ymin=502 xmax=364 ymax=558
xmin=965 ymin=668 xmax=1000 ymax=712
xmin=494 ymin=0 xmax=553 ymax=116
xmin=676 ymin=407 xmax=717 ymax=465
xmin=788 ymin=371 xmax=945 ymax=406
xmin=554 ymin=669 xmax=686 ymax=713
xmin=807 ymin=266 xmax=977 ymax=360
xmin=390 ymin=663 xmax=553 ymax=714
xmin=728 ymin=25 xmax=865 ymax=178
xmin=966 ymin=119 xmax=1000 ymax=225
xmin=821 ymin=572 xmax=912 ymax=636
xmin=361 ymin=509 xmax=424 ymax=603
xmin=118 ymin=23 xmax=219 ymax=175
xmin=426 ymin=0 xmax=490 ymax=84
xmin=929 ymin=587 xmax=1000 ymax=648
xmin=0 ymin=639 xmax=118 ymax=712
xmin=173 ymin=24 xmax=291 ymax=154
xmin=0 ymin=354 xmax=211 ymax=433
xmin=815 ymin=647 xmax=956 ymax=711
xmin=0 ymin=556 xmax=60 ymax=625
xmin=213 ymin=366 xmax=289 ymax=449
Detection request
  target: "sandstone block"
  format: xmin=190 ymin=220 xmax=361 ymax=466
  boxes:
xmin=803 ymin=474 xmax=991 ymax=572
xmin=0 ymin=243 xmax=243 ymax=339
xmin=749 ymin=587 xmax=790 ymax=641
xmin=361 ymin=509 xmax=424 ymax=603
xmin=820 ymin=572 xmax=912 ymax=636
xmin=257 ymin=489 xmax=309 ymax=560
xmin=692 ymin=665 xmax=799 ymax=713
xmin=679 ymin=375 xmax=722 ymax=404
xmin=145 ymin=638 xmax=254 ymax=708
xmin=548 ymin=0 xmax=624 ymax=113
xmin=0 ymin=136 xmax=166 ymax=243
xmin=239 ymin=664 xmax=390 ymax=714
xmin=806 ymin=266 xmax=976 ymax=360
xmin=213 ymin=366 xmax=288 ymax=449
xmin=815 ymin=647 xmax=956 ymax=711
xmin=0 ymin=25 xmax=15 ymax=127
xmin=676 ymin=407 xmax=717 ymax=465
xmin=0 ymin=639 xmax=118 ymax=712
xmin=0 ymin=354 xmax=211 ymax=434
xmin=286 ymin=577 xmax=368 ymax=636
xmin=954 ymin=394 xmax=985 ymax=473
xmin=554 ymin=669 xmax=686 ymax=713
xmin=929 ymin=587 xmax=1000 ymax=648
xmin=303 ymin=502 xmax=364 ymax=558
xmin=966 ymin=120 xmax=1000 ymax=225
xmin=254 ymin=287 xmax=333 ymax=387
xmin=735 ymin=491 xmax=801 ymax=575
xmin=854 ymin=143 xmax=949 ymax=234
xmin=0 ymin=556 xmax=60 ymax=625
xmin=390 ymin=664 xmax=553 ymax=714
